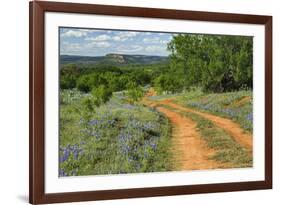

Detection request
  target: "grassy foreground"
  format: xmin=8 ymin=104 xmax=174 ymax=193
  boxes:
xmin=59 ymin=89 xmax=172 ymax=177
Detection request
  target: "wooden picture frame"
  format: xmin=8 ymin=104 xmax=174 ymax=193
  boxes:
xmin=29 ymin=1 xmax=272 ymax=204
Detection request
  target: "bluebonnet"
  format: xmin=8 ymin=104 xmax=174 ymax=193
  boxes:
xmin=123 ymin=104 xmax=136 ymax=110
xmin=150 ymin=142 xmax=157 ymax=151
xmin=221 ymin=108 xmax=236 ymax=117
xmin=59 ymin=169 xmax=67 ymax=177
xmin=59 ymin=144 xmax=83 ymax=163
xmin=246 ymin=112 xmax=253 ymax=122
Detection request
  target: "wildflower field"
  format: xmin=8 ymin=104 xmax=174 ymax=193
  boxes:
xmin=59 ymin=89 xmax=172 ymax=177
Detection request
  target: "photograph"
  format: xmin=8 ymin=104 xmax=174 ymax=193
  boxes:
xmin=58 ymin=27 xmax=253 ymax=177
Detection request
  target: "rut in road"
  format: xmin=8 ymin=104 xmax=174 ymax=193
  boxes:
xmin=160 ymin=99 xmax=253 ymax=151
xmin=142 ymin=88 xmax=252 ymax=170
xmin=156 ymin=106 xmax=226 ymax=170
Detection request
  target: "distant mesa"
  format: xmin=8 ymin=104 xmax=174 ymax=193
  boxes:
xmin=106 ymin=53 xmax=126 ymax=64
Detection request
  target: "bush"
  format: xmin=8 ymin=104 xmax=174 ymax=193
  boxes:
xmin=154 ymin=74 xmax=183 ymax=94
xmin=77 ymin=75 xmax=92 ymax=92
xmin=60 ymin=75 xmax=76 ymax=89
xmin=91 ymin=85 xmax=113 ymax=107
xmin=126 ymin=82 xmax=144 ymax=104
xmin=81 ymin=97 xmax=95 ymax=122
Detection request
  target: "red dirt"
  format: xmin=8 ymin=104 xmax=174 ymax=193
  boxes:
xmin=157 ymin=106 xmax=223 ymax=170
xmin=142 ymin=88 xmax=253 ymax=170
xmin=160 ymin=99 xmax=253 ymax=151
xmin=233 ymin=96 xmax=252 ymax=107
xmin=142 ymin=88 xmax=230 ymax=170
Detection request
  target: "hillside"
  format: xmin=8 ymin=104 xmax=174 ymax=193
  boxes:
xmin=60 ymin=53 xmax=169 ymax=65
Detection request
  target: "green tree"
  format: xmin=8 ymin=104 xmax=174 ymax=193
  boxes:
xmin=126 ymin=82 xmax=144 ymax=104
xmin=60 ymin=64 xmax=78 ymax=89
xmin=167 ymin=34 xmax=253 ymax=92
xmin=154 ymin=74 xmax=183 ymax=94
xmin=77 ymin=75 xmax=92 ymax=92
xmin=81 ymin=97 xmax=95 ymax=122
xmin=76 ymin=73 xmax=103 ymax=93
xmin=91 ymin=85 xmax=113 ymax=107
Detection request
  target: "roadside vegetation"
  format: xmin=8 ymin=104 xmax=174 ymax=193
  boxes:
xmin=59 ymin=89 xmax=172 ymax=176
xmin=176 ymin=90 xmax=253 ymax=132
xmin=148 ymin=89 xmax=253 ymax=133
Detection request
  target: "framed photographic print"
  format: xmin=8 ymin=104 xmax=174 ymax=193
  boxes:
xmin=29 ymin=1 xmax=272 ymax=204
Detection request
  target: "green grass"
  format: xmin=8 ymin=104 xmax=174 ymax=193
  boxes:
xmin=158 ymin=104 xmax=253 ymax=168
xmin=59 ymin=89 xmax=173 ymax=177
xmin=175 ymin=90 xmax=253 ymax=132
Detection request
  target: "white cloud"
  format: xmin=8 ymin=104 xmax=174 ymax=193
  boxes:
xmin=143 ymin=37 xmax=159 ymax=43
xmin=120 ymin=31 xmax=138 ymax=38
xmin=145 ymin=45 xmax=165 ymax=52
xmin=112 ymin=36 xmax=125 ymax=42
xmin=88 ymin=41 xmax=111 ymax=48
xmin=117 ymin=45 xmax=143 ymax=53
xmin=61 ymin=40 xmax=111 ymax=55
xmin=84 ymin=34 xmax=112 ymax=49
xmin=143 ymin=37 xmax=169 ymax=44
xmin=111 ymin=31 xmax=139 ymax=42
xmin=85 ymin=34 xmax=111 ymax=41
xmin=85 ymin=32 xmax=139 ymax=42
xmin=61 ymin=29 xmax=88 ymax=38
xmin=61 ymin=28 xmax=110 ymax=38
xmin=60 ymin=42 xmax=84 ymax=54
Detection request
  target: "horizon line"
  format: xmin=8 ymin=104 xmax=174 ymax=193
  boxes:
xmin=60 ymin=53 xmax=170 ymax=57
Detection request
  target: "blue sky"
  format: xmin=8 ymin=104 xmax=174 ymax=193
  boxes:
xmin=60 ymin=28 xmax=173 ymax=56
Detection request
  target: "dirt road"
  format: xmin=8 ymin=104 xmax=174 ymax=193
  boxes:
xmin=157 ymin=106 xmax=223 ymax=170
xmin=142 ymin=88 xmax=253 ymax=170
xmin=160 ymin=99 xmax=253 ymax=150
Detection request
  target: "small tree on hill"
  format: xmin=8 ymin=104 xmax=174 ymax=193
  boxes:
xmin=126 ymin=82 xmax=144 ymax=104
xmin=91 ymin=85 xmax=113 ymax=107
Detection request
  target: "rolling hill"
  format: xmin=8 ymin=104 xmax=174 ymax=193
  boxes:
xmin=60 ymin=53 xmax=169 ymax=65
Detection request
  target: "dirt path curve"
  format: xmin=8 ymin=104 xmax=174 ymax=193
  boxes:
xmin=160 ymin=99 xmax=253 ymax=151
xmin=156 ymin=106 xmax=222 ymax=170
xmin=142 ymin=89 xmax=225 ymax=170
